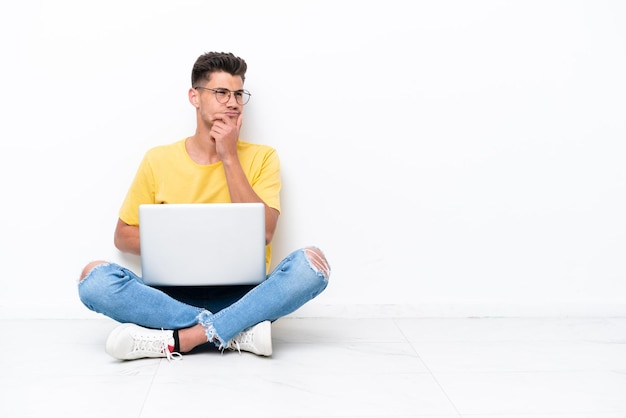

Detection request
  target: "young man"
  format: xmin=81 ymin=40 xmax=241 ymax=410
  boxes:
xmin=78 ymin=52 xmax=330 ymax=360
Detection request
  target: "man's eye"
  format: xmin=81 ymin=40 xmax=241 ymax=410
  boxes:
xmin=234 ymin=91 xmax=243 ymax=97
xmin=215 ymin=89 xmax=229 ymax=96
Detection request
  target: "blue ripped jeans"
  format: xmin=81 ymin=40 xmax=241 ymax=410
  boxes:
xmin=78 ymin=247 xmax=329 ymax=348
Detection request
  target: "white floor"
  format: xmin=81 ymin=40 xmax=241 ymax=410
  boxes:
xmin=2 ymin=317 xmax=626 ymax=417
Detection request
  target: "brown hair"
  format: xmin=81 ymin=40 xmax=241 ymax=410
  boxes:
xmin=191 ymin=52 xmax=247 ymax=86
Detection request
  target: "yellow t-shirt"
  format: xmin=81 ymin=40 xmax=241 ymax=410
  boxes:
xmin=119 ymin=138 xmax=281 ymax=271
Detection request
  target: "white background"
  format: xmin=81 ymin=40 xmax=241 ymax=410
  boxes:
xmin=1 ymin=0 xmax=624 ymax=318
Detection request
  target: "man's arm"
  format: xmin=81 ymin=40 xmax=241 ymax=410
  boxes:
xmin=212 ymin=113 xmax=280 ymax=244
xmin=222 ymin=157 xmax=279 ymax=245
xmin=114 ymin=218 xmax=141 ymax=255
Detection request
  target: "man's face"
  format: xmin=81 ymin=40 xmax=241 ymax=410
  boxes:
xmin=192 ymin=71 xmax=245 ymax=126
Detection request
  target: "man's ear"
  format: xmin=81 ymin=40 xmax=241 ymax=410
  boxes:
xmin=189 ymin=87 xmax=200 ymax=108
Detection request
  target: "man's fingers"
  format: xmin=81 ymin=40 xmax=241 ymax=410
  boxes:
xmin=236 ymin=112 xmax=243 ymax=130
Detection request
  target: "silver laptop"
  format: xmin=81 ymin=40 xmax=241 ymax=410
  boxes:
xmin=139 ymin=203 xmax=266 ymax=286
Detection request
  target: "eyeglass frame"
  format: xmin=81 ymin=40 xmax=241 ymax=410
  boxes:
xmin=193 ymin=86 xmax=252 ymax=105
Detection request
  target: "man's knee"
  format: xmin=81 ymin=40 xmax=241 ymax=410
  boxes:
xmin=303 ymin=247 xmax=331 ymax=279
xmin=79 ymin=260 xmax=109 ymax=282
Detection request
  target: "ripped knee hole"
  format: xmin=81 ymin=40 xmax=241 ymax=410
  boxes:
xmin=303 ymin=247 xmax=331 ymax=279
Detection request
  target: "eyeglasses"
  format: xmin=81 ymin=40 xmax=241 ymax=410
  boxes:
xmin=193 ymin=87 xmax=252 ymax=105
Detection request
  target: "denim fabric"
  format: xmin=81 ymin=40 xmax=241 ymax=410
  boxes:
xmin=197 ymin=247 xmax=329 ymax=345
xmin=78 ymin=248 xmax=329 ymax=347
xmin=78 ymin=263 xmax=204 ymax=330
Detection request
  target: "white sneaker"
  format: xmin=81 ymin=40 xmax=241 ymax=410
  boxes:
xmin=227 ymin=320 xmax=272 ymax=356
xmin=105 ymin=323 xmax=182 ymax=361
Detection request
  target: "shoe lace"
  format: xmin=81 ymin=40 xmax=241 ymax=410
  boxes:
xmin=166 ymin=349 xmax=183 ymax=362
xmin=132 ymin=330 xmax=182 ymax=361
xmin=165 ymin=349 xmax=183 ymax=361
xmin=226 ymin=329 xmax=253 ymax=355
xmin=227 ymin=340 xmax=241 ymax=354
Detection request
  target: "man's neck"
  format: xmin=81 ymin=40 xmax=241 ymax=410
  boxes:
xmin=185 ymin=134 xmax=221 ymax=165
